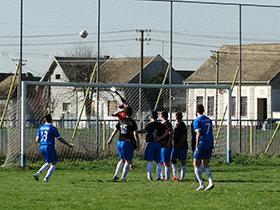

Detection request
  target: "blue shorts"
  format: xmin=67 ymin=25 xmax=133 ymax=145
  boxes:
xmin=40 ymin=145 xmax=57 ymax=163
xmin=117 ymin=141 xmax=133 ymax=161
xmin=161 ymin=147 xmax=172 ymax=163
xmin=144 ymin=141 xmax=161 ymax=161
xmin=171 ymin=148 xmax=187 ymax=161
xmin=193 ymin=147 xmax=213 ymax=160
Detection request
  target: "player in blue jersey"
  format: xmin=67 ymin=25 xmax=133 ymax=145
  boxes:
xmin=107 ymin=107 xmax=140 ymax=181
xmin=171 ymin=112 xmax=188 ymax=181
xmin=191 ymin=113 xmax=205 ymax=181
xmin=160 ymin=111 xmax=173 ymax=181
xmin=193 ymin=104 xmax=214 ymax=191
xmin=33 ymin=114 xmax=73 ymax=182
xmin=138 ymin=111 xmax=168 ymax=181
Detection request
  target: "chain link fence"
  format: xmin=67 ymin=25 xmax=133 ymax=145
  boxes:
xmin=1 ymin=1 xmax=280 ymax=163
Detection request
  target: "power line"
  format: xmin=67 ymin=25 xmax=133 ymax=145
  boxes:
xmin=136 ymin=0 xmax=280 ymax=8
xmin=0 ymin=30 xmax=136 ymax=39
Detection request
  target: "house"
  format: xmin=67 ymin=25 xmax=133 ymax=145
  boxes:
xmin=184 ymin=43 xmax=280 ymax=121
xmin=0 ymin=73 xmax=41 ymax=121
xmin=0 ymin=73 xmax=14 ymax=83
xmin=39 ymin=55 xmax=184 ymax=125
xmin=175 ymin=70 xmax=195 ymax=80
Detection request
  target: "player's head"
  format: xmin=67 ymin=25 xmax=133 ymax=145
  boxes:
xmin=161 ymin=111 xmax=168 ymax=120
xmin=151 ymin=111 xmax=158 ymax=120
xmin=196 ymin=104 xmax=204 ymax=115
xmin=124 ymin=106 xmax=132 ymax=117
xmin=175 ymin=111 xmax=182 ymax=121
xmin=44 ymin=114 xmax=53 ymax=123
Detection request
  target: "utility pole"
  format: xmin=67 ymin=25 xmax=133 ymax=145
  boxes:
xmin=136 ymin=29 xmax=151 ymax=85
xmin=215 ymin=51 xmax=219 ymax=129
xmin=136 ymin=29 xmax=151 ymax=128
xmin=211 ymin=50 xmax=219 ymax=129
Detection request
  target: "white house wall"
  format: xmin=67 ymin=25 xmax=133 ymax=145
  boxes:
xmin=187 ymin=85 xmax=271 ymax=121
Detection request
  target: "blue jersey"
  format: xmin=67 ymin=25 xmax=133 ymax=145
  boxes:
xmin=193 ymin=115 xmax=214 ymax=149
xmin=36 ymin=123 xmax=61 ymax=146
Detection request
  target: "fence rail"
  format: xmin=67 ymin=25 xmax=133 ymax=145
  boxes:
xmin=1 ymin=119 xmax=279 ymax=156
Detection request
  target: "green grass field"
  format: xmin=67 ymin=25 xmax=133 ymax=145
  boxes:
xmin=1 ymin=154 xmax=279 ymax=210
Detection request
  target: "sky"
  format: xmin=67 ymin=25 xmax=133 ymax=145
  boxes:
xmin=1 ymin=0 xmax=280 ymax=77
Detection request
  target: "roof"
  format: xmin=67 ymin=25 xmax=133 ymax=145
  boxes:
xmin=0 ymin=73 xmax=13 ymax=83
xmin=41 ymin=57 xmax=109 ymax=83
xmin=184 ymin=43 xmax=280 ymax=83
xmin=175 ymin=70 xmax=194 ymax=80
xmin=43 ymin=56 xmax=157 ymax=84
xmin=0 ymin=73 xmax=40 ymax=97
xmin=98 ymin=56 xmax=155 ymax=83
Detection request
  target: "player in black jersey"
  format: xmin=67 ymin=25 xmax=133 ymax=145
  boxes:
xmin=138 ymin=111 xmax=168 ymax=181
xmin=107 ymin=107 xmax=140 ymax=181
xmin=160 ymin=111 xmax=173 ymax=180
xmin=171 ymin=112 xmax=188 ymax=181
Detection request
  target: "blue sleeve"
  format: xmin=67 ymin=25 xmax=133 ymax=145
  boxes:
xmin=193 ymin=119 xmax=200 ymax=131
xmin=36 ymin=128 xmax=40 ymax=138
xmin=51 ymin=126 xmax=61 ymax=138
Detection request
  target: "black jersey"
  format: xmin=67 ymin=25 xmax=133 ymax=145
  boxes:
xmin=116 ymin=117 xmax=137 ymax=141
xmin=145 ymin=121 xmax=167 ymax=143
xmin=173 ymin=121 xmax=188 ymax=150
xmin=191 ymin=121 xmax=196 ymax=149
xmin=161 ymin=120 xmax=173 ymax=148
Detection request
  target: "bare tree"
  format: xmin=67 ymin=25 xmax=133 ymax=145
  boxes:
xmin=64 ymin=43 xmax=95 ymax=57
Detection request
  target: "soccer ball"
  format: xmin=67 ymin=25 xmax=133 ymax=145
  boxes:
xmin=79 ymin=30 xmax=88 ymax=38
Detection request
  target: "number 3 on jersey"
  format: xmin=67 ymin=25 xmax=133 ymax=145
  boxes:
xmin=41 ymin=130 xmax=48 ymax=141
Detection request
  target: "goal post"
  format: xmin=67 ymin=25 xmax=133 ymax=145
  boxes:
xmin=17 ymin=81 xmax=232 ymax=166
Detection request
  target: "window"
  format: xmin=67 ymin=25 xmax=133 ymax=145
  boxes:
xmin=207 ymin=96 xmax=214 ymax=116
xmin=231 ymin=97 xmax=236 ymax=117
xmin=91 ymin=101 xmax=95 ymax=116
xmin=55 ymin=74 xmax=61 ymax=79
xmin=108 ymin=101 xmax=118 ymax=116
xmin=241 ymin=97 xmax=247 ymax=116
xmin=196 ymin=96 xmax=203 ymax=107
xmin=62 ymin=103 xmax=71 ymax=113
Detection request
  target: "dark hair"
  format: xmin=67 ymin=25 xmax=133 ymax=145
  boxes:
xmin=151 ymin=111 xmax=158 ymax=120
xmin=175 ymin=111 xmax=182 ymax=120
xmin=196 ymin=104 xmax=204 ymax=115
xmin=161 ymin=111 xmax=168 ymax=120
xmin=124 ymin=107 xmax=132 ymax=117
xmin=44 ymin=114 xmax=52 ymax=123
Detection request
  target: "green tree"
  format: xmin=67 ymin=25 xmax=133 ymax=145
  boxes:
xmin=145 ymin=71 xmax=168 ymax=111
xmin=146 ymin=71 xmax=168 ymax=84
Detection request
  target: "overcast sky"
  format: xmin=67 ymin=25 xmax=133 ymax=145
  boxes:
xmin=1 ymin=0 xmax=280 ymax=77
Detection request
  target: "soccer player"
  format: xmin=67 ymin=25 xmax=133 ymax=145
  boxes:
xmin=160 ymin=111 xmax=173 ymax=181
xmin=110 ymin=87 xmax=135 ymax=170
xmin=191 ymin=113 xmax=205 ymax=181
xmin=110 ymin=87 xmax=129 ymax=111
xmin=138 ymin=111 xmax=168 ymax=181
xmin=171 ymin=111 xmax=188 ymax=181
xmin=107 ymin=107 xmax=140 ymax=181
xmin=33 ymin=114 xmax=73 ymax=182
xmin=193 ymin=104 xmax=215 ymax=191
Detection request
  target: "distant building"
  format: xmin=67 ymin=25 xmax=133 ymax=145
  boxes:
xmin=0 ymin=73 xmax=41 ymax=122
xmin=184 ymin=43 xmax=280 ymax=120
xmin=40 ymin=55 xmax=184 ymax=125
